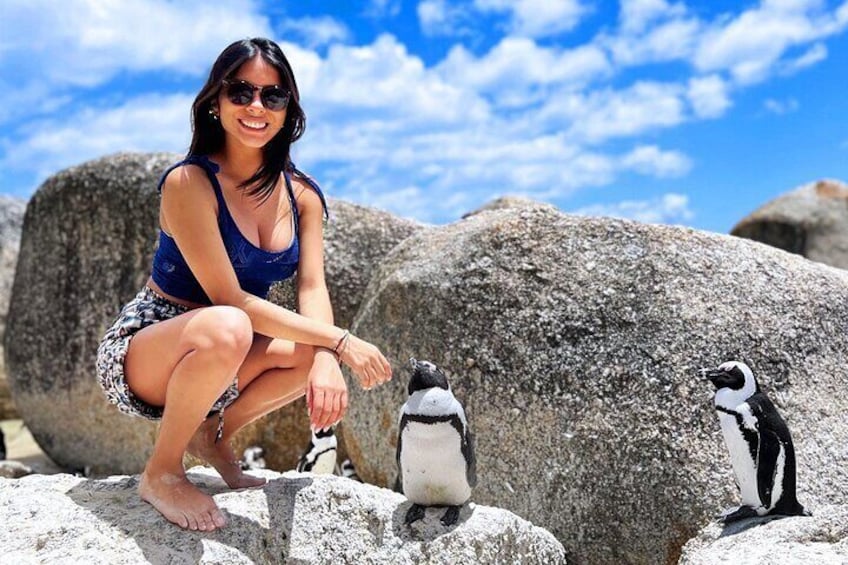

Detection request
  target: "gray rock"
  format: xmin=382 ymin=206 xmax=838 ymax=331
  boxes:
xmin=0 ymin=195 xmax=26 ymax=419
xmin=732 ymin=179 xmax=848 ymax=269
xmin=463 ymin=195 xmax=558 ymax=218
xmin=4 ymin=152 xmax=422 ymax=475
xmin=0 ymin=466 xmax=567 ymax=564
xmin=342 ymin=207 xmax=848 ymax=564
xmin=5 ymin=152 xmax=180 ymax=474
xmin=679 ymin=506 xmax=848 ymax=564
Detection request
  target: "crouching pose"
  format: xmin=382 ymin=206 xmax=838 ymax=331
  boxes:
xmin=95 ymin=38 xmax=391 ymax=532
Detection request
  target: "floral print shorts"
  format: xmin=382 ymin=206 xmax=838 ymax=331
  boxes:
xmin=95 ymin=286 xmax=239 ymax=428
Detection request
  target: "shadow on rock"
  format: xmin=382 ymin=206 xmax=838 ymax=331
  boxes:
xmin=65 ymin=470 xmax=313 ymax=563
xmin=390 ymin=500 xmax=475 ymax=543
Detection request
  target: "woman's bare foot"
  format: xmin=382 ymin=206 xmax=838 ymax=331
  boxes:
xmin=187 ymin=418 xmax=267 ymax=489
xmin=138 ymin=469 xmax=227 ymax=531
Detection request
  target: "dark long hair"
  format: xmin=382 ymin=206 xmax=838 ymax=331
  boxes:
xmin=189 ymin=38 xmax=306 ymax=201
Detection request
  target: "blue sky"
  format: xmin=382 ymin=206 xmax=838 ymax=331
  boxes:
xmin=1 ymin=0 xmax=847 ymax=233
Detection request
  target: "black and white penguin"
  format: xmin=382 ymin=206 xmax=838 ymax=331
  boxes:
xmin=702 ymin=360 xmax=809 ymax=523
xmin=397 ymin=358 xmax=476 ymax=526
xmin=296 ymin=427 xmax=337 ymax=474
xmin=240 ymin=445 xmax=266 ymax=471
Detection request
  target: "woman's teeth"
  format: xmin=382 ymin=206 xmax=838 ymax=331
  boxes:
xmin=240 ymin=119 xmax=267 ymax=130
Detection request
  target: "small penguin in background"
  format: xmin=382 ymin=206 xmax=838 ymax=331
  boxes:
xmin=296 ymin=427 xmax=338 ymax=474
xmin=240 ymin=446 xmax=266 ymax=471
xmin=702 ymin=361 xmax=809 ymax=523
xmin=397 ymin=358 xmax=476 ymax=527
xmin=337 ymin=458 xmax=362 ymax=482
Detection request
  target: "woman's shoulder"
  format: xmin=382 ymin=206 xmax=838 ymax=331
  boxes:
xmin=161 ymin=160 xmax=216 ymax=195
xmin=288 ymin=167 xmax=328 ymax=218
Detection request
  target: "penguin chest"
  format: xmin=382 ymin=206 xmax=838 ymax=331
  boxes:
xmin=718 ymin=412 xmax=760 ymax=507
xmin=400 ymin=421 xmax=471 ymax=506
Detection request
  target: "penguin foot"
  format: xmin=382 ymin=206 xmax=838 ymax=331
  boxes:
xmin=441 ymin=506 xmax=461 ymax=526
xmin=404 ymin=504 xmax=426 ymax=525
xmin=720 ymin=505 xmax=759 ymax=524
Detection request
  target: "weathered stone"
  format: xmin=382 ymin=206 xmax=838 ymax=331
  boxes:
xmin=732 ymin=179 xmax=848 ymax=269
xmin=463 ymin=195 xmax=558 ymax=218
xmin=679 ymin=506 xmax=848 ymax=564
xmin=0 ymin=460 xmax=33 ymax=479
xmin=0 ymin=195 xmax=26 ymax=419
xmin=5 ymin=152 xmax=422 ymax=475
xmin=0 ymin=466 xmax=566 ymax=564
xmin=5 ymin=152 xmax=178 ymax=474
xmin=342 ymin=208 xmax=848 ymax=564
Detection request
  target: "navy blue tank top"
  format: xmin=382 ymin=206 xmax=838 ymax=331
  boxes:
xmin=151 ymin=155 xmax=327 ymax=305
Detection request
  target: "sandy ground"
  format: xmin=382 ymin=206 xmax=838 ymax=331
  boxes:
xmin=1 ymin=419 xmax=66 ymax=474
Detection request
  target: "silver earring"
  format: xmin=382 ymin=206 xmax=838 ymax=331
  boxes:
xmin=209 ymin=109 xmax=219 ymax=120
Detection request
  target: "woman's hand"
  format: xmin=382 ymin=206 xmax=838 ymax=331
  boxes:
xmin=339 ymin=334 xmax=393 ymax=389
xmin=306 ymin=349 xmax=348 ymax=431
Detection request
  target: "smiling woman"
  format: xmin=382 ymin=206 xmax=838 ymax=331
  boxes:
xmin=93 ymin=37 xmax=392 ymax=533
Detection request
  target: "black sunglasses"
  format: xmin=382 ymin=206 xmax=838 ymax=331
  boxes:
xmin=222 ymin=79 xmax=291 ymax=111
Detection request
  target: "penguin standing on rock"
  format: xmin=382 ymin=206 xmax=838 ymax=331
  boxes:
xmin=296 ymin=427 xmax=337 ymax=474
xmin=702 ymin=361 xmax=809 ymax=523
xmin=397 ymin=358 xmax=476 ymax=526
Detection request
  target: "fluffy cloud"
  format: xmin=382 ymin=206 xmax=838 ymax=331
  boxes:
xmin=417 ymin=0 xmax=472 ymax=37
xmin=687 ymin=75 xmax=732 ymax=119
xmin=473 ymin=0 xmax=587 ymax=38
xmin=277 ymin=17 xmax=351 ymax=49
xmin=573 ymin=193 xmax=694 ymax=224
xmin=0 ymin=0 xmax=272 ymax=87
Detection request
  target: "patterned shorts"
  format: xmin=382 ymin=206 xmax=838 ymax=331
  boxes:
xmin=95 ymin=286 xmax=239 ymax=425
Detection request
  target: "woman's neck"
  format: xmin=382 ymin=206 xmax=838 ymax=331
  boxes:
xmin=216 ymin=143 xmax=265 ymax=184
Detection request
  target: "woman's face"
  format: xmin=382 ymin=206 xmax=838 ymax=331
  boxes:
xmin=216 ymin=55 xmax=288 ymax=150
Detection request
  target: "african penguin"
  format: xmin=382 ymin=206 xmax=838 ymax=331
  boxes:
xmin=240 ymin=445 xmax=266 ymax=471
xmin=296 ymin=427 xmax=338 ymax=474
xmin=397 ymin=358 xmax=476 ymax=526
xmin=702 ymin=360 xmax=809 ymax=523
xmin=336 ymin=458 xmax=362 ymax=482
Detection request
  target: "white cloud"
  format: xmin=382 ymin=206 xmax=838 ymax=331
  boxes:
xmin=604 ymin=18 xmax=702 ymax=66
xmin=417 ymin=0 xmax=472 ymax=37
xmin=763 ymin=98 xmax=799 ymax=115
xmin=618 ymin=0 xmax=687 ymax=33
xmin=538 ymin=81 xmax=686 ymax=143
xmin=687 ymin=75 xmax=732 ymax=119
xmin=620 ymin=145 xmax=692 ymax=178
xmin=474 ymin=0 xmax=587 ymax=37
xmin=278 ymin=16 xmax=351 ymax=49
xmin=0 ymin=0 xmax=272 ymax=87
xmin=436 ymin=38 xmax=611 ymax=102
xmin=694 ymin=0 xmax=846 ymax=85
xmin=365 ymin=0 xmax=402 ymax=18
xmin=0 ymin=94 xmax=192 ymax=181
xmin=572 ymin=193 xmax=694 ymax=224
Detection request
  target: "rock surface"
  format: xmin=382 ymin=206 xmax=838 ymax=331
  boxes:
xmin=731 ymin=179 xmax=848 ymax=269
xmin=0 ymin=466 xmax=566 ymax=564
xmin=679 ymin=506 xmax=848 ymax=564
xmin=342 ymin=207 xmax=848 ymax=564
xmin=0 ymin=195 xmax=26 ymax=419
xmin=4 ymin=152 xmax=176 ymax=474
xmin=4 ymin=153 xmax=422 ymax=474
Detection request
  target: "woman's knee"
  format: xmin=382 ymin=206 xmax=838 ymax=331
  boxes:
xmin=189 ymin=306 xmax=253 ymax=362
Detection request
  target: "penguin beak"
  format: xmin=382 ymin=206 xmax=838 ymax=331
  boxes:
xmin=699 ymin=367 xmax=723 ymax=383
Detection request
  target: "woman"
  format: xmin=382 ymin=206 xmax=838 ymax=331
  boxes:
xmin=96 ymin=38 xmax=392 ymax=532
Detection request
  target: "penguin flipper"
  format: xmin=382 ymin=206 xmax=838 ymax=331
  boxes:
xmin=756 ymin=427 xmax=782 ymax=509
xmin=464 ymin=430 xmax=477 ymax=488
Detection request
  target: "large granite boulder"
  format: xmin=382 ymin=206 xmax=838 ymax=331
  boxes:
xmin=0 ymin=466 xmax=567 ymax=564
xmin=731 ymin=179 xmax=848 ymax=269
xmin=679 ymin=506 xmax=848 ymax=564
xmin=5 ymin=153 xmax=177 ymax=474
xmin=4 ymin=152 xmax=422 ymax=475
xmin=232 ymin=200 xmax=423 ymax=471
xmin=341 ymin=207 xmax=848 ymax=564
xmin=0 ymin=195 xmax=26 ymax=419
